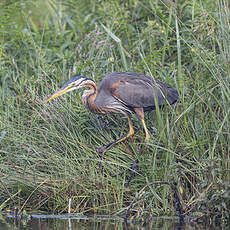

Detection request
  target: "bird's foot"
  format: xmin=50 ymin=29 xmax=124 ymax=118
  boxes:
xmin=86 ymin=146 xmax=105 ymax=168
xmin=96 ymin=146 xmax=108 ymax=170
xmin=87 ymin=143 xmax=111 ymax=169
xmin=96 ymin=146 xmax=106 ymax=154
xmin=96 ymin=146 xmax=108 ymax=161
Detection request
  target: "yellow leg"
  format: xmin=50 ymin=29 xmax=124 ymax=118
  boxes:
xmin=133 ymin=107 xmax=151 ymax=141
xmin=108 ymin=115 xmax=134 ymax=146
xmin=127 ymin=115 xmax=135 ymax=137
xmin=140 ymin=118 xmax=150 ymax=140
xmin=97 ymin=115 xmax=134 ymax=154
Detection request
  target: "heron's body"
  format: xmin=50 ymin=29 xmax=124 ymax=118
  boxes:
xmin=44 ymin=72 xmax=178 ymax=153
xmin=94 ymin=72 xmax=178 ymax=112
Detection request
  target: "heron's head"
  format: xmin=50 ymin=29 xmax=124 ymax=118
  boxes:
xmin=43 ymin=75 xmax=92 ymax=103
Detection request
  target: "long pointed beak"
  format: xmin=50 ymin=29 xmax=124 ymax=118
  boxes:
xmin=43 ymin=75 xmax=85 ymax=103
xmin=43 ymin=85 xmax=71 ymax=103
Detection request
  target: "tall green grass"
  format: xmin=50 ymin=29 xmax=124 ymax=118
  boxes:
xmin=0 ymin=0 xmax=229 ymax=225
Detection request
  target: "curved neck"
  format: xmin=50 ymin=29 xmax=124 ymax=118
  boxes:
xmin=81 ymin=80 xmax=100 ymax=113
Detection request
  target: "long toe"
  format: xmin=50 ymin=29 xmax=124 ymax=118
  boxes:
xmin=96 ymin=146 xmax=107 ymax=159
xmin=96 ymin=146 xmax=106 ymax=154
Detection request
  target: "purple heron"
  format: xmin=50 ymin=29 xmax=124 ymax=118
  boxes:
xmin=44 ymin=72 xmax=178 ymax=154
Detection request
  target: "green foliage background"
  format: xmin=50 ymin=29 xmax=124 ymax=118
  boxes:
xmin=0 ymin=0 xmax=229 ymax=223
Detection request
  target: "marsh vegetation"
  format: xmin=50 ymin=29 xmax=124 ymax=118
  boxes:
xmin=0 ymin=0 xmax=229 ymax=226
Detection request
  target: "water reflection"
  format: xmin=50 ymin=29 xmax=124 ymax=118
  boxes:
xmin=0 ymin=215 xmax=209 ymax=230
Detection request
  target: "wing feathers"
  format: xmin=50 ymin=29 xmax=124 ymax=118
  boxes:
xmin=111 ymin=78 xmax=178 ymax=108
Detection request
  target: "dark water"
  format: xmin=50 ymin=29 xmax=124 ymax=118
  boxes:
xmin=0 ymin=214 xmax=211 ymax=230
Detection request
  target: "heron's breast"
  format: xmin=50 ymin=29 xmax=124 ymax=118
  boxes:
xmin=94 ymin=93 xmax=132 ymax=115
